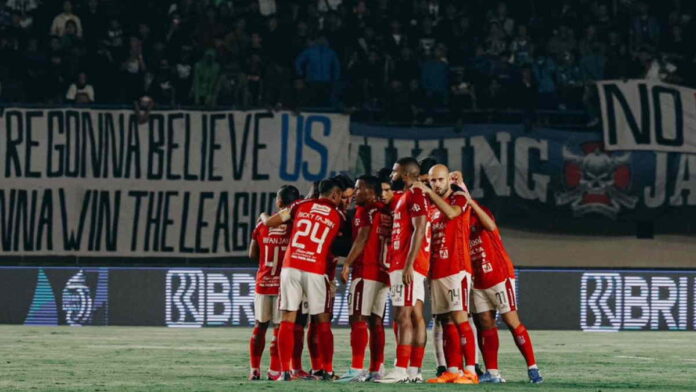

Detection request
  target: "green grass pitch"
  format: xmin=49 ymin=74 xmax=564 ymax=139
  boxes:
xmin=1 ymin=326 xmax=695 ymax=391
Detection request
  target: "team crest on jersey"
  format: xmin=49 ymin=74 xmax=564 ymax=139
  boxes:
xmin=555 ymin=142 xmax=637 ymax=219
xmin=411 ymin=204 xmax=421 ymax=212
xmin=310 ymin=203 xmax=332 ymax=216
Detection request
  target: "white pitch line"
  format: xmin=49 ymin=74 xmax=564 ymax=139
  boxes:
xmin=615 ymin=355 xmax=655 ymax=361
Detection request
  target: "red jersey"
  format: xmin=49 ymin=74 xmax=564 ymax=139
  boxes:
xmin=352 ymin=203 xmax=389 ymax=284
xmin=430 ymin=192 xmax=472 ymax=279
xmin=380 ymin=192 xmax=402 ymax=271
xmin=470 ymin=206 xmax=516 ymax=289
xmin=282 ymin=199 xmax=345 ymax=275
xmin=251 ymin=222 xmax=290 ymax=295
xmin=389 ymin=187 xmax=431 ymax=275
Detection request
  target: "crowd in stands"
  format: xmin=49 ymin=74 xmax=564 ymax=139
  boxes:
xmin=0 ymin=0 xmax=694 ymax=124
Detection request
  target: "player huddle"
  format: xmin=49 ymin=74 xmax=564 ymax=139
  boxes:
xmin=248 ymin=157 xmax=544 ymax=384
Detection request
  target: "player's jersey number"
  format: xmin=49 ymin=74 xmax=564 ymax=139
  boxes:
xmin=291 ymin=219 xmax=331 ymax=256
xmin=264 ymin=245 xmax=286 ymax=275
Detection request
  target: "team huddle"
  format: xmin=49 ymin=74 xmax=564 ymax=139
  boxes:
xmin=248 ymin=157 xmax=544 ymax=384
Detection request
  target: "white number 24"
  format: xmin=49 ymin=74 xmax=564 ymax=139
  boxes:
xmin=291 ymin=219 xmax=330 ymax=257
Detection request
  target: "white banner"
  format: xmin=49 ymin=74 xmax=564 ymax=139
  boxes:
xmin=0 ymin=109 xmax=350 ymax=257
xmin=597 ymin=79 xmax=696 ymax=153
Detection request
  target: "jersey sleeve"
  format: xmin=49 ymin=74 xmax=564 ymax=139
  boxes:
xmin=251 ymin=222 xmax=262 ymax=242
xmin=407 ymin=188 xmax=428 ymax=218
xmin=451 ymin=193 xmax=468 ymax=209
xmin=281 ymin=199 xmax=304 ymax=222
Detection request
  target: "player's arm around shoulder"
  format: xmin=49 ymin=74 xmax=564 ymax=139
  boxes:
xmin=466 ymin=193 xmax=497 ymax=232
xmin=412 ymin=181 xmax=462 ymax=220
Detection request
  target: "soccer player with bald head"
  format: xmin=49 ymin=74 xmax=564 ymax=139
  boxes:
xmin=412 ymin=164 xmax=478 ymax=384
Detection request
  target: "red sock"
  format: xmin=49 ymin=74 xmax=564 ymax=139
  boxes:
xmin=278 ymin=321 xmax=295 ymax=372
xmin=444 ymin=323 xmax=462 ymax=370
xmin=410 ymin=346 xmax=425 ymax=368
xmin=369 ymin=322 xmax=385 ymax=372
xmin=307 ymin=322 xmax=322 ymax=371
xmin=317 ymin=321 xmax=334 ymax=373
xmin=249 ymin=326 xmax=266 ymax=369
xmin=269 ymin=327 xmax=281 ymax=372
xmin=480 ymin=328 xmax=499 ymax=370
xmin=350 ymin=321 xmax=369 ymax=369
xmin=457 ymin=322 xmax=476 ymax=367
xmin=396 ymin=344 xmax=411 ymax=368
xmin=512 ymin=324 xmax=537 ymax=367
xmin=292 ymin=323 xmax=304 ymax=371
xmin=392 ymin=321 xmax=399 ymax=345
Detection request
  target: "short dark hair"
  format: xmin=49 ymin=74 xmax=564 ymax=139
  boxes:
xmin=419 ymin=157 xmax=438 ymax=175
xmin=277 ymin=185 xmax=300 ymax=207
xmin=331 ymin=174 xmax=354 ymax=191
xmin=307 ymin=181 xmax=320 ymax=199
xmin=395 ymin=157 xmax=420 ymax=177
xmin=377 ymin=168 xmax=391 ymax=184
xmin=318 ymin=178 xmax=341 ymax=196
xmin=357 ymin=175 xmax=381 ymax=197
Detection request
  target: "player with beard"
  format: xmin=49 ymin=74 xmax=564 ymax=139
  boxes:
xmin=378 ymin=157 xmax=431 ymax=384
xmin=413 ymin=165 xmax=478 ymax=384
xmin=260 ymin=179 xmax=346 ymax=381
xmin=469 ymin=202 xmax=543 ymax=384
xmin=337 ymin=175 xmax=389 ymax=382
xmin=248 ymin=185 xmax=301 ymax=380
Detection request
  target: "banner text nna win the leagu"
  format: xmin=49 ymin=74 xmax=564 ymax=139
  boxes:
xmin=0 ymin=109 xmax=350 ymax=257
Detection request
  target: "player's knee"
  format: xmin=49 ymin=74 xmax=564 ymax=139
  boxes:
xmin=503 ymin=311 xmax=521 ymax=330
xmin=397 ymin=311 xmax=412 ymax=327
xmin=368 ymin=315 xmax=382 ymax=327
xmin=255 ymin=321 xmax=270 ymax=329
xmin=475 ymin=313 xmax=496 ymax=330
xmin=451 ymin=311 xmax=468 ymax=325
xmin=315 ymin=312 xmax=332 ymax=323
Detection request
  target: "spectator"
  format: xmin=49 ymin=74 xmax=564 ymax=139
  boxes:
xmin=0 ymin=1 xmax=11 ymax=29
xmin=50 ymin=1 xmax=82 ymax=38
xmin=79 ymin=0 xmax=105 ymax=49
xmin=104 ymin=19 xmax=124 ymax=53
xmin=556 ymin=51 xmax=583 ymax=109
xmin=66 ymin=72 xmax=94 ymax=103
xmin=6 ymin=0 xmax=38 ymax=31
xmin=485 ymin=21 xmax=507 ymax=56
xmin=173 ymin=45 xmax=194 ymax=104
xmin=243 ymin=53 xmax=264 ymax=107
xmin=191 ymin=48 xmax=220 ymax=106
xmin=384 ymin=20 xmax=408 ymax=57
xmin=479 ymin=77 xmax=506 ymax=109
xmin=547 ymin=25 xmax=576 ymax=58
xmin=420 ymin=45 xmax=449 ymax=123
xmin=579 ymin=43 xmax=605 ymax=82
xmin=632 ymin=2 xmax=660 ymax=49
xmin=258 ymin=0 xmax=276 ymax=17
xmin=121 ymin=37 xmax=147 ymax=100
xmin=148 ymin=59 xmax=176 ymax=106
xmin=388 ymin=46 xmax=419 ymax=86
xmin=532 ymin=49 xmax=558 ymax=109
xmin=489 ymin=1 xmax=515 ymax=37
xmin=294 ymin=35 xmax=340 ymax=106
xmin=510 ymin=25 xmax=532 ymax=65
xmin=60 ymin=20 xmax=81 ymax=52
